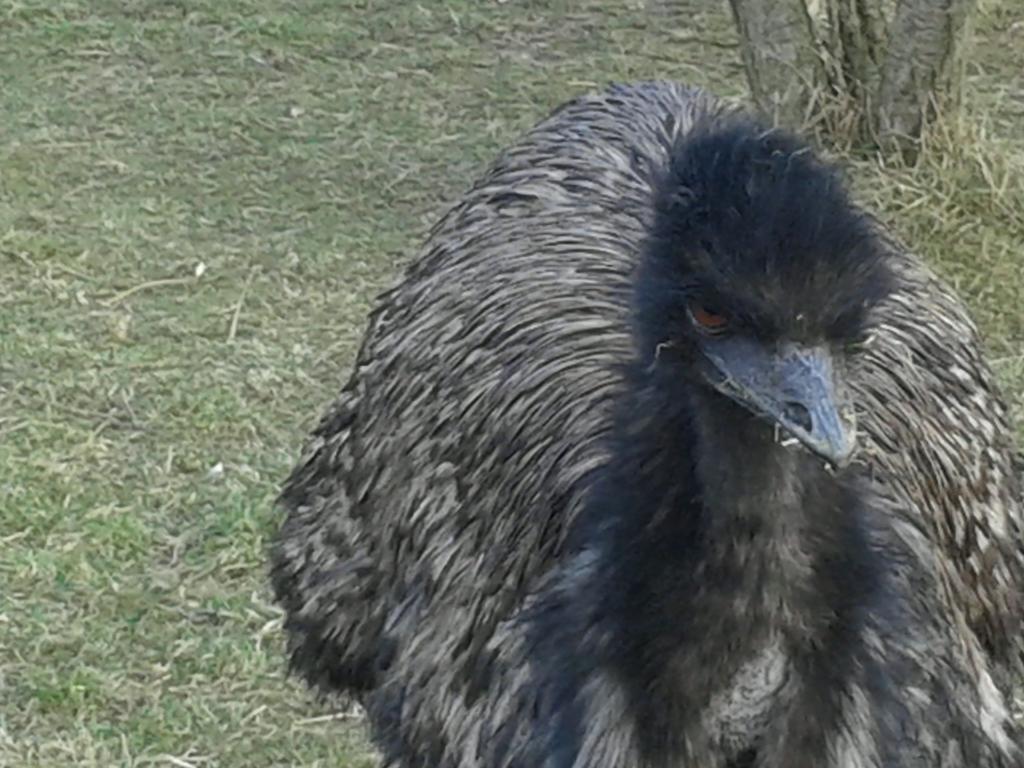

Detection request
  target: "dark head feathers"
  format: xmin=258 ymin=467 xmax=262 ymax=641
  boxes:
xmin=636 ymin=117 xmax=895 ymax=352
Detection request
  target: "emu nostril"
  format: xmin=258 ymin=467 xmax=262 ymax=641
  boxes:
xmin=782 ymin=401 xmax=813 ymax=432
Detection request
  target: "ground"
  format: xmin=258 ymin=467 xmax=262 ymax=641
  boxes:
xmin=1 ymin=1 xmax=1022 ymax=766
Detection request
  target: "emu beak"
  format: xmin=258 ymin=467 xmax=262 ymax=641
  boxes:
xmin=703 ymin=339 xmax=857 ymax=468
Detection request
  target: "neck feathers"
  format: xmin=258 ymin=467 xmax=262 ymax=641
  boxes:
xmin=588 ymin=372 xmax=872 ymax=628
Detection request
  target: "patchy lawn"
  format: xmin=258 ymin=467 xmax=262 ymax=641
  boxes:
xmin=1 ymin=0 xmax=1021 ymax=765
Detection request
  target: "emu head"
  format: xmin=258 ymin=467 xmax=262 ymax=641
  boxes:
xmin=637 ymin=120 xmax=895 ymax=468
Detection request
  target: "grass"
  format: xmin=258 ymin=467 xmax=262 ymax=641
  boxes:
xmin=1 ymin=0 xmax=1021 ymax=765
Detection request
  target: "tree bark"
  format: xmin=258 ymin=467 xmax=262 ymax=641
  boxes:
xmin=876 ymin=0 xmax=973 ymax=153
xmin=727 ymin=0 xmax=824 ymax=129
xmin=727 ymin=0 xmax=976 ymax=157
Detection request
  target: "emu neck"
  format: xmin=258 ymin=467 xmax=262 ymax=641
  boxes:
xmin=681 ymin=386 xmax=847 ymax=636
xmin=691 ymin=389 xmax=810 ymax=532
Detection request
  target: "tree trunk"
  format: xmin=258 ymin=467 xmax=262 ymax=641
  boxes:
xmin=727 ymin=0 xmax=976 ymax=157
xmin=727 ymin=0 xmax=824 ymax=128
xmin=876 ymin=0 xmax=973 ymax=153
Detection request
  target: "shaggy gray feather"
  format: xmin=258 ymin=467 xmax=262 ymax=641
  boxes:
xmin=271 ymin=81 xmax=1023 ymax=767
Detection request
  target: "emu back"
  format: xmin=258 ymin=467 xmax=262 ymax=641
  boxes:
xmin=271 ymin=81 xmax=1023 ymax=766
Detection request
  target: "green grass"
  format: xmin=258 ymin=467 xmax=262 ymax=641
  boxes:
xmin=1 ymin=0 xmax=1021 ymax=765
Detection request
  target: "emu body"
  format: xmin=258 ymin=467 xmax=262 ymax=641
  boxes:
xmin=272 ymin=82 xmax=1023 ymax=767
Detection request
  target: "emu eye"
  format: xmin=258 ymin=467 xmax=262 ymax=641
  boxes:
xmin=687 ymin=301 xmax=730 ymax=334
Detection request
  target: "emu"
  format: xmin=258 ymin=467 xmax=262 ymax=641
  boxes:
xmin=271 ymin=82 xmax=1024 ymax=767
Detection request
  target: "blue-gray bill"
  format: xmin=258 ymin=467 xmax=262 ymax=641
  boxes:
xmin=702 ymin=338 xmax=857 ymax=468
